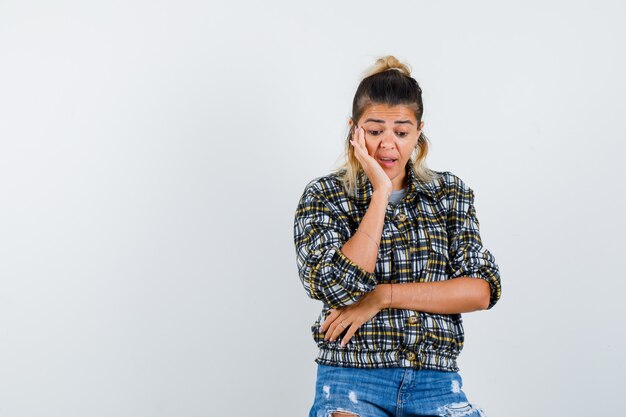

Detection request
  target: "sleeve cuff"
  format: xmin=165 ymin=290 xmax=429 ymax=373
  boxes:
xmin=329 ymin=247 xmax=377 ymax=302
xmin=466 ymin=271 xmax=501 ymax=310
xmin=450 ymin=251 xmax=501 ymax=310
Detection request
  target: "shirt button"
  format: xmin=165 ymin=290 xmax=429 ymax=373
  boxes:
xmin=397 ymin=213 xmax=407 ymax=222
xmin=408 ymin=315 xmax=418 ymax=324
xmin=406 ymin=352 xmax=416 ymax=361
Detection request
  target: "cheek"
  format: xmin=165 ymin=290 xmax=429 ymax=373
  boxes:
xmin=405 ymin=140 xmax=418 ymax=154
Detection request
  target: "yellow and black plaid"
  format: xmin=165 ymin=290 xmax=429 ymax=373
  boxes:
xmin=293 ymin=165 xmax=501 ymax=372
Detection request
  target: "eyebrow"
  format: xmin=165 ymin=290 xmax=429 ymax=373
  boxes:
xmin=363 ymin=118 xmax=414 ymax=125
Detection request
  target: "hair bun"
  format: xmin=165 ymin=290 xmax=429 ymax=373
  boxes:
xmin=362 ymin=55 xmax=412 ymax=78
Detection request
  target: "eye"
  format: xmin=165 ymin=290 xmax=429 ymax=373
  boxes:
xmin=396 ymin=131 xmax=409 ymax=138
xmin=367 ymin=130 xmax=382 ymax=136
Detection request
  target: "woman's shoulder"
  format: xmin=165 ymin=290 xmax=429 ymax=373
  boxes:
xmin=301 ymin=170 xmax=345 ymax=194
xmin=428 ymin=170 xmax=476 ymax=209
xmin=297 ymin=170 xmax=346 ymax=203
xmin=428 ymin=170 xmax=473 ymax=194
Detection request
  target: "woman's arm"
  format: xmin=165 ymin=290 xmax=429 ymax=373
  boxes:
xmin=340 ymin=126 xmax=393 ymax=273
xmin=294 ymin=126 xmax=393 ymax=309
xmin=321 ymin=277 xmax=490 ymax=346
xmin=293 ymin=187 xmax=389 ymax=309
xmin=339 ymin=190 xmax=388 ymax=273
xmin=374 ymin=277 xmax=491 ymax=314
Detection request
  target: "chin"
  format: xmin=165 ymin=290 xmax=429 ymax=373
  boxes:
xmin=384 ymin=168 xmax=401 ymax=178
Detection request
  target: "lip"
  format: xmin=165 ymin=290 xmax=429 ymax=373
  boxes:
xmin=378 ymin=157 xmax=397 ymax=167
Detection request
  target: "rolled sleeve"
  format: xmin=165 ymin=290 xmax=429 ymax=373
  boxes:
xmin=446 ymin=175 xmax=502 ymax=309
xmin=294 ymin=186 xmax=377 ymax=309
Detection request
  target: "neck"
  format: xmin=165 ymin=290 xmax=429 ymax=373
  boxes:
xmin=391 ymin=173 xmax=407 ymax=191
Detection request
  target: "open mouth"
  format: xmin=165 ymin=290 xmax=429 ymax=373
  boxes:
xmin=378 ymin=157 xmax=398 ymax=167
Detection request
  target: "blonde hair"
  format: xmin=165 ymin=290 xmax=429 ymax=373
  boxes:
xmin=334 ymin=55 xmax=440 ymax=197
xmin=362 ymin=55 xmax=412 ymax=78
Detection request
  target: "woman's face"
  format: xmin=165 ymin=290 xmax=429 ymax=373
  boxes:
xmin=349 ymin=103 xmax=424 ymax=189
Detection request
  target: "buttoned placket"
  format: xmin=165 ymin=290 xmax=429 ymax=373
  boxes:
xmin=383 ymin=200 xmax=425 ymax=366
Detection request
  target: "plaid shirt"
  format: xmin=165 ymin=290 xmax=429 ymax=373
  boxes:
xmin=293 ymin=166 xmax=501 ymax=372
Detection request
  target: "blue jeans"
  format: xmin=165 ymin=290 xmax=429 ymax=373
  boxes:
xmin=309 ymin=364 xmax=487 ymax=417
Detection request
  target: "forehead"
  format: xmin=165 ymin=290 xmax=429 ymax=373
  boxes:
xmin=359 ymin=104 xmax=417 ymax=123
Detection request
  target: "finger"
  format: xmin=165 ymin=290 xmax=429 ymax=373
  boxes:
xmin=351 ymin=140 xmax=365 ymax=160
xmin=321 ymin=317 xmax=335 ymax=335
xmin=355 ymin=127 xmax=364 ymax=149
xmin=351 ymin=128 xmax=368 ymax=159
xmin=322 ymin=317 xmax=341 ymax=339
xmin=325 ymin=319 xmax=338 ymax=341
xmin=327 ymin=323 xmax=342 ymax=342
xmin=320 ymin=309 xmax=339 ymax=333
xmin=340 ymin=323 xmax=360 ymax=347
xmin=350 ymin=128 xmax=359 ymax=149
xmin=357 ymin=126 xmax=367 ymax=148
xmin=349 ymin=128 xmax=358 ymax=148
xmin=328 ymin=319 xmax=349 ymax=342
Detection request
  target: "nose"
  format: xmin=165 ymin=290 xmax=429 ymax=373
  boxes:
xmin=379 ymin=131 xmax=396 ymax=149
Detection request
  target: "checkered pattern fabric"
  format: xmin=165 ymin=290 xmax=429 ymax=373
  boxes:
xmin=293 ymin=165 xmax=501 ymax=371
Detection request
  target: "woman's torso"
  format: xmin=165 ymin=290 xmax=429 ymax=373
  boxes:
xmin=306 ymin=168 xmax=465 ymax=371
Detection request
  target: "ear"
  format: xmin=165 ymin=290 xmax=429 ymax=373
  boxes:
xmin=348 ymin=118 xmax=354 ymax=128
xmin=418 ymin=120 xmax=424 ymax=130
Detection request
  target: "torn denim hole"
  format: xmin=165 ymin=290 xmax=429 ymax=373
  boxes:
xmin=437 ymin=401 xmax=486 ymax=417
xmin=451 ymin=380 xmax=461 ymax=393
xmin=321 ymin=386 xmax=358 ymax=404
xmin=348 ymin=390 xmax=358 ymax=403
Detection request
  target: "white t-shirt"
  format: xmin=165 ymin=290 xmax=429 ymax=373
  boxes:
xmin=388 ymin=187 xmax=407 ymax=205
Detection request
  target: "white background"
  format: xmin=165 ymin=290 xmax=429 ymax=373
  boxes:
xmin=1 ymin=1 xmax=625 ymax=416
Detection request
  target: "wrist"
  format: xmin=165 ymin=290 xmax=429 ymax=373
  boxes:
xmin=376 ymin=284 xmax=393 ymax=310
xmin=372 ymin=189 xmax=391 ymax=202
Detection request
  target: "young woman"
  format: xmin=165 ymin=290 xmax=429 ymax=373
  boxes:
xmin=293 ymin=55 xmax=501 ymax=417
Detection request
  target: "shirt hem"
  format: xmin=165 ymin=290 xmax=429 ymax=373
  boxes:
xmin=315 ymin=346 xmax=460 ymax=372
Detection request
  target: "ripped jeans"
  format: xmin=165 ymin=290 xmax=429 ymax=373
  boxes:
xmin=309 ymin=363 xmax=486 ymax=417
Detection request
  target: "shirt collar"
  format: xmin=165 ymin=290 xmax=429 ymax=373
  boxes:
xmin=352 ymin=164 xmax=437 ymax=206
